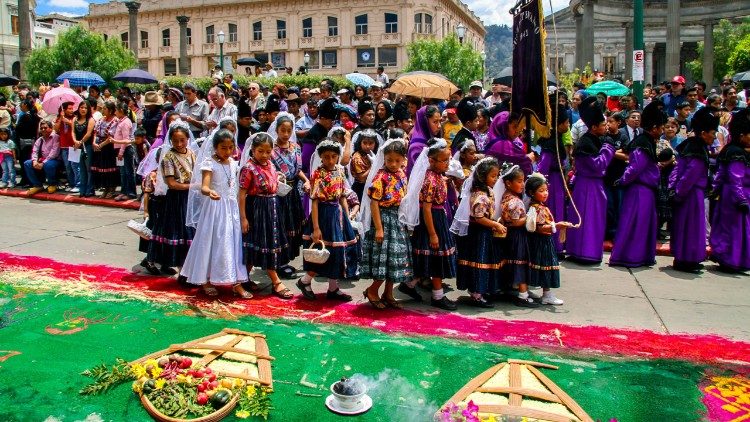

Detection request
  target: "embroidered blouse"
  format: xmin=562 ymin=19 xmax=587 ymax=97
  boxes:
xmin=142 ymin=171 xmax=157 ymax=194
xmin=161 ymin=149 xmax=196 ymax=184
xmin=501 ymin=192 xmax=526 ymax=223
xmin=350 ymin=151 xmax=372 ymax=183
xmin=239 ymin=159 xmax=278 ymax=195
xmin=271 ymin=143 xmax=302 ymax=181
xmin=419 ymin=169 xmax=447 ymax=205
xmin=368 ymin=169 xmax=407 ymax=208
xmin=310 ymin=165 xmax=347 ymax=201
xmin=529 ymin=203 xmax=554 ymax=234
xmin=94 ymin=117 xmax=117 ymax=142
xmin=470 ymin=190 xmax=495 ymax=219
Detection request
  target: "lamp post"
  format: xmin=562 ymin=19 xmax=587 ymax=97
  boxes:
xmin=304 ymin=52 xmax=310 ymax=74
xmin=456 ymin=23 xmax=466 ymax=44
xmin=480 ymin=50 xmax=487 ymax=84
xmin=217 ymin=30 xmax=225 ymax=74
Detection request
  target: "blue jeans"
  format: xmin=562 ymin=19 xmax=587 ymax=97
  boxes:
xmin=78 ymin=143 xmax=94 ymax=196
xmin=1 ymin=155 xmax=15 ymax=185
xmin=24 ymin=159 xmax=60 ymax=187
xmin=119 ymin=145 xmax=137 ymax=197
xmin=61 ymin=147 xmax=80 ymax=188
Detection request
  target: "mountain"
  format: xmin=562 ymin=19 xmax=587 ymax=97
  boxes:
xmin=484 ymin=24 xmax=513 ymax=81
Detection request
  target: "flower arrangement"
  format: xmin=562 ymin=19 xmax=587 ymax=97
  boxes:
xmin=438 ymin=401 xmax=481 ymax=422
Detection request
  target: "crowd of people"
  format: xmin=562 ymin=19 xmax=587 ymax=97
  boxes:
xmin=0 ymin=71 xmax=748 ymax=311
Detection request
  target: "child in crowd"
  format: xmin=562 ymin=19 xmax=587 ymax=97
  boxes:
xmin=604 ymin=113 xmax=628 ymax=241
xmin=239 ymin=133 xmax=294 ymax=300
xmin=663 ymin=118 xmax=684 ymax=151
xmin=361 ymin=139 xmax=411 ymax=309
xmin=656 ymin=145 xmax=676 ymax=241
xmin=112 ymin=102 xmax=137 ymax=201
xmin=138 ymin=147 xmax=164 ymax=275
xmin=525 ymin=173 xmax=569 ymax=305
xmin=398 ymin=138 xmax=457 ymax=310
xmin=452 ymin=157 xmax=505 ymax=308
xmin=498 ymin=163 xmax=539 ymax=307
xmin=0 ymin=127 xmax=16 ymax=188
xmin=297 ymin=140 xmax=360 ymax=301
xmin=350 ymin=129 xmax=380 ymax=201
xmin=181 ymin=129 xmax=250 ymax=298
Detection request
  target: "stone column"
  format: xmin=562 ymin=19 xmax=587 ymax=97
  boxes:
xmin=665 ymin=0 xmax=680 ymax=77
xmin=703 ymin=20 xmax=715 ymax=88
xmin=645 ymin=42 xmax=655 ymax=86
xmin=581 ymin=0 xmax=595 ymax=71
xmin=624 ymin=23 xmax=633 ymax=82
xmin=18 ymin=0 xmax=32 ymax=80
xmin=177 ymin=16 xmax=190 ymax=75
xmin=124 ymin=2 xmax=141 ymax=57
xmin=574 ymin=12 xmax=583 ymax=70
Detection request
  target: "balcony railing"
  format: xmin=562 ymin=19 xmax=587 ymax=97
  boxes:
xmin=138 ymin=47 xmax=150 ymax=58
xmin=298 ymin=37 xmax=314 ymax=49
xmin=324 ymin=35 xmax=340 ymax=48
xmin=351 ymin=34 xmax=370 ymax=46
xmin=380 ymin=33 xmax=401 ymax=45
xmin=225 ymin=41 xmax=239 ymax=53
xmin=273 ymin=38 xmax=289 ymax=50
xmin=202 ymin=43 xmax=216 ymax=54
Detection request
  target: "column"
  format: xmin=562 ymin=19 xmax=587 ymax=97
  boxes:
xmin=581 ymin=0 xmax=595 ymax=71
xmin=624 ymin=23 xmax=633 ymax=81
xmin=177 ymin=16 xmax=190 ymax=75
xmin=574 ymin=12 xmax=583 ymax=70
xmin=665 ymin=0 xmax=680 ymax=77
xmin=18 ymin=0 xmax=32 ymax=80
xmin=645 ymin=42 xmax=655 ymax=86
xmin=703 ymin=20 xmax=715 ymax=88
xmin=124 ymin=2 xmax=141 ymax=57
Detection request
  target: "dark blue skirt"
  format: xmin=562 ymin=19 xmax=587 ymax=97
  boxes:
xmin=502 ymin=226 xmax=529 ymax=289
xmin=411 ymin=207 xmax=456 ymax=279
xmin=456 ymin=223 xmax=501 ymax=294
xmin=243 ymin=195 xmax=291 ymax=270
xmin=528 ymin=232 xmax=560 ymax=289
xmin=278 ymin=179 xmax=305 ymax=260
xmin=302 ymin=201 xmax=360 ymax=279
xmin=139 ymin=195 xmax=163 ymax=257
xmin=150 ymin=189 xmax=194 ymax=268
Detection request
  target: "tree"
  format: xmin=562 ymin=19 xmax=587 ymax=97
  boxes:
xmin=403 ymin=35 xmax=483 ymax=91
xmin=687 ymin=18 xmax=750 ymax=82
xmin=728 ymin=34 xmax=750 ymax=75
xmin=25 ymin=26 xmax=137 ymax=86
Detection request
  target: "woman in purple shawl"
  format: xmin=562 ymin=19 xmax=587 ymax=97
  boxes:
xmin=709 ymin=108 xmax=750 ymax=273
xmin=668 ymin=107 xmax=717 ymax=272
xmin=149 ymin=111 xmax=179 ymax=149
xmin=484 ymin=111 xmax=533 ymax=175
xmin=407 ymin=105 xmax=441 ymax=175
xmin=609 ymin=100 xmax=664 ymax=268
xmin=537 ymin=103 xmax=570 ymax=256
xmin=565 ymin=96 xmax=615 ymax=264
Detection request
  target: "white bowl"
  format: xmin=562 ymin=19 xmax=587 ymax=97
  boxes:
xmin=329 ymin=382 xmax=368 ymax=411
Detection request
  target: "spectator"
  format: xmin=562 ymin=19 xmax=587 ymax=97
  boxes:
xmin=55 ymin=101 xmax=80 ymax=192
xmin=174 ymin=83 xmax=209 ymax=138
xmin=112 ymin=102 xmax=136 ymax=201
xmin=206 ymin=87 xmax=238 ymax=131
xmin=263 ymin=62 xmax=278 ymax=78
xmin=24 ymin=120 xmax=61 ymax=194
xmin=375 ymin=66 xmax=389 ymax=86
xmin=0 ymin=127 xmax=15 ymax=187
xmin=74 ymin=100 xmax=96 ymax=198
xmin=722 ymin=86 xmax=740 ymax=113
xmin=141 ymin=91 xmax=164 ymax=141
xmin=15 ymin=99 xmax=40 ymax=186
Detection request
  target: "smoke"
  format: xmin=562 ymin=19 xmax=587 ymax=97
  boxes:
xmin=350 ymin=369 xmax=439 ymax=421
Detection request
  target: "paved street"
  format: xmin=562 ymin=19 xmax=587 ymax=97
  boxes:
xmin=1 ymin=195 xmax=748 ymax=341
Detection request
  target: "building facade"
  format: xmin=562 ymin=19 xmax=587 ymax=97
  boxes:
xmin=85 ymin=0 xmax=485 ymax=78
xmin=544 ymin=0 xmax=750 ymax=87
xmin=35 ymin=13 xmax=81 ymax=48
xmin=0 ymin=0 xmax=37 ymax=77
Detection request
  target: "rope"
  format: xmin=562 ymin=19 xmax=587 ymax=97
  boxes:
xmin=548 ymin=0 xmax=582 ymax=229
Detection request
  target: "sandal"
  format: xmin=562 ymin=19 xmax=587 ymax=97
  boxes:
xmin=363 ymin=290 xmax=386 ymax=310
xmin=232 ymin=285 xmax=253 ymax=299
xmin=272 ymin=282 xmax=294 ymax=300
xmin=380 ymin=295 xmax=402 ymax=309
xmin=201 ymin=284 xmax=219 ymax=297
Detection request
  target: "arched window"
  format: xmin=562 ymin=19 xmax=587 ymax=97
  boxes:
xmin=120 ymin=32 xmax=128 ymax=48
xmin=228 ymin=23 xmax=238 ymax=42
xmin=205 ymin=25 xmax=214 ymax=43
xmin=327 ymin=16 xmax=338 ymax=37
xmin=276 ymin=20 xmax=286 ymax=39
xmin=385 ymin=13 xmax=398 ymax=33
xmin=302 ymin=17 xmax=312 ymax=38
xmin=162 ymin=29 xmax=170 ymax=47
xmin=252 ymin=21 xmax=262 ymax=41
xmin=355 ymin=14 xmax=368 ymax=35
xmin=414 ymin=13 xmax=432 ymax=34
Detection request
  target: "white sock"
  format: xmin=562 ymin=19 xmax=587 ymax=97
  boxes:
xmin=542 ymin=290 xmax=553 ymax=297
xmin=518 ymin=291 xmax=529 ymax=299
xmin=405 ymin=278 xmax=418 ymax=288
xmin=432 ymin=289 xmax=444 ymax=300
xmin=471 ymin=292 xmax=483 ymax=300
xmin=301 ymin=274 xmax=313 ymax=284
xmin=328 ymin=279 xmax=339 ymax=292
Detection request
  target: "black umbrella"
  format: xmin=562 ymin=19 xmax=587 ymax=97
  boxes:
xmin=733 ymin=71 xmax=750 ymax=83
xmin=0 ymin=73 xmax=20 ymax=87
xmin=494 ymin=66 xmax=557 ymax=87
xmin=237 ymin=58 xmax=262 ymax=66
xmin=113 ymin=68 xmax=158 ymax=84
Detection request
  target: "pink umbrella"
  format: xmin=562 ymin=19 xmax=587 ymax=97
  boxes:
xmin=41 ymin=84 xmax=83 ymax=115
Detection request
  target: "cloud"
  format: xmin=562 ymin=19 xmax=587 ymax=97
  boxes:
xmin=46 ymin=0 xmax=89 ymax=9
xmin=45 ymin=11 xmax=79 ymax=17
xmin=465 ymin=0 xmax=569 ymax=26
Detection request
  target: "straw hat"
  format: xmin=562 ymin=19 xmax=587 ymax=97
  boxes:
xmin=143 ymin=91 xmax=164 ymax=106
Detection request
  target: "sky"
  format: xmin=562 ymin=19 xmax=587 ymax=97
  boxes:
xmin=37 ymin=0 xmax=570 ymax=27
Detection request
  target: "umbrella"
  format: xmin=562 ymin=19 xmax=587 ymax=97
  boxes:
xmin=113 ymin=68 xmax=158 ymax=84
xmin=236 ymin=58 xmax=262 ymax=66
xmin=389 ymin=71 xmax=458 ymax=100
xmin=345 ymin=72 xmax=376 ymax=88
xmin=0 ymin=73 xmax=19 ymax=87
xmin=733 ymin=71 xmax=750 ymax=83
xmin=494 ymin=66 xmax=558 ymax=86
xmin=56 ymin=70 xmax=105 ymax=87
xmin=585 ymin=80 xmax=630 ymax=97
xmin=41 ymin=86 xmax=83 ymax=115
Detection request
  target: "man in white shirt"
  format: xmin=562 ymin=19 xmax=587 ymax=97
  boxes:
xmin=206 ymin=87 xmax=238 ymax=131
xmin=263 ymin=62 xmax=278 ymax=78
xmin=174 ymin=82 xmax=210 ymax=138
xmin=375 ymin=66 xmax=389 ymax=86
xmin=618 ymin=110 xmax=642 ymax=146
xmin=247 ymin=82 xmax=266 ymax=116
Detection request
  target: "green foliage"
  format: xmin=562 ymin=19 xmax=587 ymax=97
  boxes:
xmin=484 ymin=25 xmax=513 ymax=80
xmin=79 ymin=358 xmax=133 ymax=396
xmin=403 ymin=34 xmax=483 ymax=90
xmin=687 ymin=18 xmax=750 ymax=82
xmin=236 ymin=385 xmax=273 ymax=420
xmin=160 ymin=74 xmax=352 ymax=92
xmin=728 ymin=34 xmax=750 ymax=75
xmin=25 ymin=26 xmax=137 ymax=86
xmin=556 ymin=64 xmax=593 ymax=94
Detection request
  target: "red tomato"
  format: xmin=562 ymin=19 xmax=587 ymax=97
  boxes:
xmin=209 ymin=380 xmax=219 ymax=389
xmin=197 ymin=383 xmax=206 ymax=392
xmin=208 ymin=373 xmax=217 ymax=382
xmin=197 ymin=392 xmax=209 ymax=405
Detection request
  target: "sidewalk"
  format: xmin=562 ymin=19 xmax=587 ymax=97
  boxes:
xmin=0 ymin=186 xmax=140 ymax=210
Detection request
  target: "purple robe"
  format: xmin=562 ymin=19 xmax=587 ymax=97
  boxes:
xmin=668 ymin=155 xmax=708 ymax=264
xmin=537 ymin=151 xmax=566 ymax=254
xmin=565 ymin=144 xmax=615 ymax=263
xmin=406 ymin=106 xmax=434 ymax=176
xmin=484 ymin=112 xmax=533 ymax=175
xmin=609 ymin=149 xmax=659 ymax=267
xmin=709 ymin=160 xmax=750 ymax=271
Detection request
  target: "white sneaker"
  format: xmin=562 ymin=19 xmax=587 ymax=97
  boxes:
xmin=69 ymin=187 xmax=80 ymax=193
xmin=527 ymin=290 xmax=543 ymax=300
xmin=541 ymin=294 xmax=564 ymax=305
xmin=0 ymin=182 xmax=7 ymax=188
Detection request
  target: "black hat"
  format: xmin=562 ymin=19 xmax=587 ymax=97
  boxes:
xmin=491 ymin=77 xmax=504 ymax=85
xmin=237 ymin=98 xmax=252 ymax=118
xmin=641 ymin=99 xmax=667 ymax=130
xmin=690 ymin=107 xmax=719 ymax=135
xmin=728 ymin=108 xmax=750 ymax=141
xmin=264 ymin=94 xmax=281 ymax=114
xmin=393 ymin=101 xmax=410 ymax=121
xmin=456 ymin=97 xmax=478 ymax=123
xmin=579 ymin=96 xmax=604 ymax=127
xmin=357 ymin=99 xmax=374 ymax=116
xmin=549 ymin=96 xmax=569 ymax=127
xmin=318 ymin=98 xmax=339 ymax=120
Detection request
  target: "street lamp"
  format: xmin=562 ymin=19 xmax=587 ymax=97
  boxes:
xmin=303 ymin=52 xmax=310 ymax=74
xmin=456 ymin=23 xmax=466 ymax=44
xmin=217 ymin=30 xmax=225 ymax=74
xmin=480 ymin=50 xmax=487 ymax=84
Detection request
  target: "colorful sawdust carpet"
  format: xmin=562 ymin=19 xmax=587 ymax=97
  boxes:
xmin=0 ymin=252 xmax=748 ymax=421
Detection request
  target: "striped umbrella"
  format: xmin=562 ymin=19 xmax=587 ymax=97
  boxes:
xmin=55 ymin=70 xmax=105 ymax=87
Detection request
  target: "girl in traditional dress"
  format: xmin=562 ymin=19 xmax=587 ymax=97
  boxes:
xmin=398 ymin=138 xmax=457 ymax=310
xmin=297 ymin=140 xmax=360 ymax=301
xmin=484 ymin=111 xmax=533 ymax=176
xmin=451 ymin=157 xmax=506 ymax=308
xmin=709 ymin=108 xmax=750 ymax=273
xmin=525 ymin=173 xmax=570 ymax=305
xmin=180 ymin=129 xmax=250 ymax=297
xmin=360 ymin=139 xmax=411 ymax=309
xmin=669 ymin=107 xmax=718 ymax=273
xmin=407 ymin=106 xmax=442 ymax=175
xmin=138 ymin=148 xmax=163 ymax=275
xmin=350 ymin=129 xmax=380 ymax=201
xmin=609 ymin=100 xmax=665 ymax=268
xmin=91 ymin=102 xmax=120 ymax=199
xmin=238 ymin=133 xmax=294 ymax=300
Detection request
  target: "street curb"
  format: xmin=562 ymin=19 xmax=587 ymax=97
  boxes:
xmin=0 ymin=188 xmax=140 ymax=210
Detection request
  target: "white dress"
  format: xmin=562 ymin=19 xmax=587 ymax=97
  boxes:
xmin=180 ymin=157 xmax=248 ymax=285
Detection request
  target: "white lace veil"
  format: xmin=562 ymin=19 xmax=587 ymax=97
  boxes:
xmin=450 ymin=156 xmax=495 ymax=236
xmin=239 ymin=132 xmax=270 ymax=168
xmin=398 ymin=139 xmax=448 ymax=230
xmin=268 ymin=112 xmax=298 ymax=145
xmin=358 ymin=138 xmax=403 ymax=234
xmin=154 ymin=120 xmax=195 ymax=197
xmin=493 ymin=163 xmax=520 ymax=220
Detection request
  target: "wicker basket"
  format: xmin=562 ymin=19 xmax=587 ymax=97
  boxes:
xmin=302 ymin=240 xmax=330 ymax=264
xmin=128 ymin=218 xmax=152 ymax=240
xmin=140 ymin=391 xmax=239 ymax=422
xmin=277 ymin=182 xmax=293 ymax=197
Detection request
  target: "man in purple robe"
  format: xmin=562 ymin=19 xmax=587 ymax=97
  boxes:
xmin=537 ymin=102 xmax=570 ymax=256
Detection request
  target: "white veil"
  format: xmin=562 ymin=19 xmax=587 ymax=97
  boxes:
xmin=493 ymin=163 xmax=520 ymax=220
xmin=358 ymin=138 xmax=403 ymax=234
xmin=308 ymin=140 xmax=346 ymax=209
xmin=154 ymin=120 xmax=195 ymax=197
xmin=398 ymin=139 xmax=448 ymax=230
xmin=450 ymin=156 xmax=495 ymax=236
xmin=239 ymin=132 xmax=270 ymax=168
xmin=268 ymin=112 xmax=298 ymax=145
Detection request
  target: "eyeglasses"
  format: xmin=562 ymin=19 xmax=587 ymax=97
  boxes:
xmin=249 ymin=87 xmax=257 ymax=90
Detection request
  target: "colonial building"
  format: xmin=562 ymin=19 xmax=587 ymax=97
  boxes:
xmin=35 ymin=13 xmax=82 ymax=48
xmin=544 ymin=0 xmax=750 ymax=87
xmin=0 ymin=0 xmax=36 ymax=77
xmin=85 ymin=0 xmax=485 ymax=78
